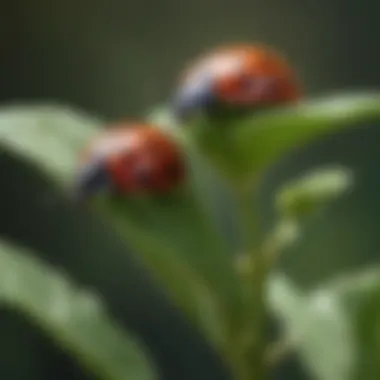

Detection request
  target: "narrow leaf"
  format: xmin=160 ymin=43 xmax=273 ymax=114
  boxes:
xmin=0 ymin=239 xmax=156 ymax=380
xmin=180 ymin=92 xmax=380 ymax=181
xmin=0 ymin=104 xmax=102 ymax=184
xmin=268 ymin=274 xmax=355 ymax=380
xmin=235 ymin=92 xmax=380 ymax=174
xmin=316 ymin=266 xmax=380 ymax=380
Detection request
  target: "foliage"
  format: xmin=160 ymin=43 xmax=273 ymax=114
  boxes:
xmin=0 ymin=240 xmax=156 ymax=380
xmin=0 ymin=91 xmax=380 ymax=380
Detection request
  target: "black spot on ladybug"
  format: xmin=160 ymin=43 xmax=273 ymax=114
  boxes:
xmin=165 ymin=161 xmax=183 ymax=180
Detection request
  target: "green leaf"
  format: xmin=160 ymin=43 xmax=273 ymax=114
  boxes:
xmin=187 ymin=92 xmax=380 ymax=181
xmin=0 ymin=239 xmax=156 ymax=380
xmin=99 ymin=192 xmax=234 ymax=347
xmin=316 ymin=266 xmax=380 ymax=380
xmin=98 ymin=143 xmax=246 ymax=352
xmin=268 ymin=274 xmax=355 ymax=380
xmin=236 ymin=92 xmax=380 ymax=173
xmin=0 ymin=104 xmax=245 ymax=353
xmin=0 ymin=104 xmax=102 ymax=185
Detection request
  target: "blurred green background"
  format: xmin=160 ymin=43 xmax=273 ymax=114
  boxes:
xmin=0 ymin=0 xmax=379 ymax=379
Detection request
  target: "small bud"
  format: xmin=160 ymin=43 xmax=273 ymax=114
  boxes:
xmin=276 ymin=166 xmax=354 ymax=219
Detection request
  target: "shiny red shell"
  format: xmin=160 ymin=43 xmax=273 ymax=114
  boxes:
xmin=81 ymin=123 xmax=185 ymax=194
xmin=181 ymin=44 xmax=301 ymax=107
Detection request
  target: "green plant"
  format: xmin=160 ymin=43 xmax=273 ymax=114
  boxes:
xmin=1 ymin=56 xmax=380 ymax=380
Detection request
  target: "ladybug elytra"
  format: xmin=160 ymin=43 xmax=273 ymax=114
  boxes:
xmin=75 ymin=122 xmax=185 ymax=198
xmin=173 ymin=44 xmax=301 ymax=119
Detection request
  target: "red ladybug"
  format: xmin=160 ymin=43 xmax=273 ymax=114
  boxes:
xmin=173 ymin=44 xmax=301 ymax=118
xmin=75 ymin=122 xmax=185 ymax=198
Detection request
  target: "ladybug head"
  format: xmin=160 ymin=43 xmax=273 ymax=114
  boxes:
xmin=75 ymin=123 xmax=185 ymax=200
xmin=173 ymin=44 xmax=301 ymax=120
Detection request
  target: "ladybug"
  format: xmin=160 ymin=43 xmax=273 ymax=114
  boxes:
xmin=75 ymin=122 xmax=185 ymax=199
xmin=173 ymin=44 xmax=301 ymax=119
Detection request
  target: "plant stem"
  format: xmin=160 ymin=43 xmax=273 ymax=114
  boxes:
xmin=234 ymin=183 xmax=269 ymax=380
xmin=265 ymin=336 xmax=295 ymax=367
xmin=233 ymin=186 xmax=302 ymax=379
xmin=261 ymin=217 xmax=299 ymax=268
xmin=235 ymin=184 xmax=260 ymax=255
